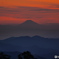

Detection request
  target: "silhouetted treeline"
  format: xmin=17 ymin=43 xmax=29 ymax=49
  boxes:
xmin=0 ymin=51 xmax=37 ymax=59
xmin=18 ymin=51 xmax=37 ymax=59
xmin=0 ymin=52 xmax=10 ymax=59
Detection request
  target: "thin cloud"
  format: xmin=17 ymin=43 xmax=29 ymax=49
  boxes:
xmin=53 ymin=4 xmax=59 ymax=8
xmin=0 ymin=7 xmax=5 ymax=8
xmin=0 ymin=6 xmax=59 ymax=24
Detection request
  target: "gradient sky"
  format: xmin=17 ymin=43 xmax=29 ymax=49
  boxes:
xmin=0 ymin=0 xmax=59 ymax=24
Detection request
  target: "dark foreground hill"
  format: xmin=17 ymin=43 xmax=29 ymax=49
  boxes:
xmin=0 ymin=36 xmax=59 ymax=59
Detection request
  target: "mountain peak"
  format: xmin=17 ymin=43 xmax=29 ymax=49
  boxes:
xmin=19 ymin=20 xmax=39 ymax=28
xmin=21 ymin=20 xmax=38 ymax=25
xmin=25 ymin=20 xmax=34 ymax=22
xmin=24 ymin=20 xmax=35 ymax=23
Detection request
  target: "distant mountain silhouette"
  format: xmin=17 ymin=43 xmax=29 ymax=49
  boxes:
xmin=0 ymin=20 xmax=59 ymax=40
xmin=12 ymin=20 xmax=59 ymax=30
xmin=20 ymin=20 xmax=39 ymax=25
xmin=19 ymin=20 xmax=40 ymax=29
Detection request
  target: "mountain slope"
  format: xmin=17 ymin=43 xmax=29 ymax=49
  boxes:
xmin=0 ymin=36 xmax=59 ymax=59
xmin=18 ymin=20 xmax=41 ymax=29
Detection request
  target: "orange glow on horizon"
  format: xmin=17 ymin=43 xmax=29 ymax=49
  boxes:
xmin=0 ymin=0 xmax=59 ymax=9
xmin=0 ymin=16 xmax=27 ymax=25
xmin=0 ymin=0 xmax=59 ymax=24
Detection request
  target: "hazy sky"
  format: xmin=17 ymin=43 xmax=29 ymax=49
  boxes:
xmin=0 ymin=0 xmax=59 ymax=24
xmin=0 ymin=0 xmax=59 ymax=8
